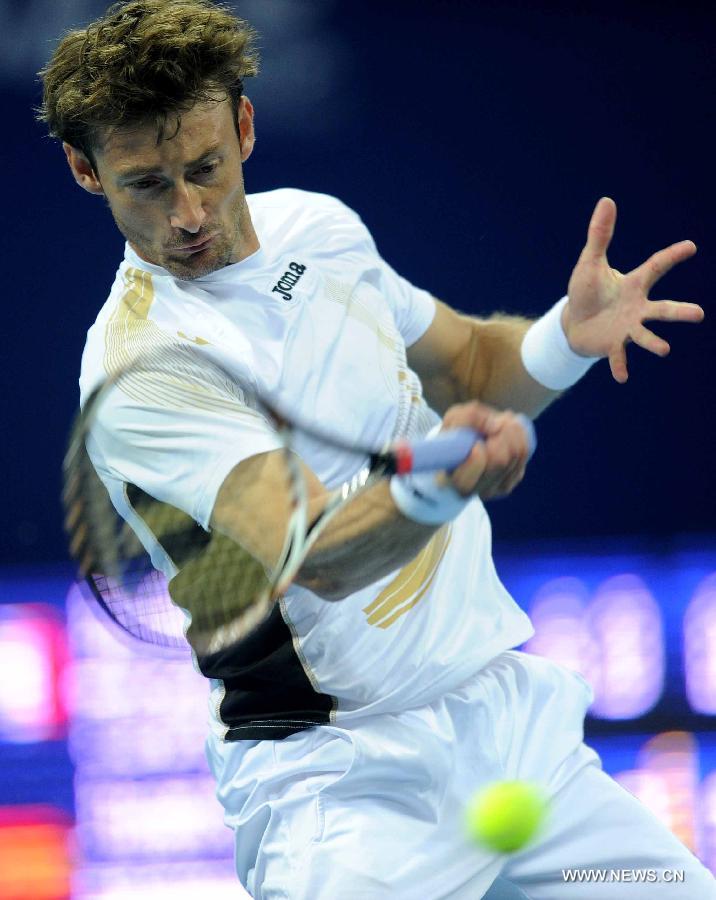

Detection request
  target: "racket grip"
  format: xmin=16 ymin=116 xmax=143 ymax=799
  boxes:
xmin=409 ymin=414 xmax=536 ymax=473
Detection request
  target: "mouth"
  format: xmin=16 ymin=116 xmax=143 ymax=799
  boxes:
xmin=171 ymin=234 xmax=217 ymax=255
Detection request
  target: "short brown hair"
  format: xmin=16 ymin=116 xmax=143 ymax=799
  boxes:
xmin=37 ymin=0 xmax=259 ymax=168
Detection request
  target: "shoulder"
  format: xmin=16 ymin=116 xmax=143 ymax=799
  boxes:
xmin=247 ymin=188 xmax=375 ymax=255
xmin=79 ymin=262 xmax=165 ymax=405
xmin=247 ymin=187 xmax=361 ymax=222
xmin=78 ymin=267 xmax=125 ymax=403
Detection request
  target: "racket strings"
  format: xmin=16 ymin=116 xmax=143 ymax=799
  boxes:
xmin=168 ymin=531 xmax=273 ymax=655
xmin=64 ymin=409 xmax=306 ymax=652
xmin=64 ymin=434 xmax=124 ymax=579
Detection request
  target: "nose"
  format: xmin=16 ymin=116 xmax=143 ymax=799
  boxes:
xmin=169 ymin=182 xmax=206 ymax=233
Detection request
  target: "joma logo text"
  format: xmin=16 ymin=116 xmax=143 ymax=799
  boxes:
xmin=271 ymin=261 xmax=307 ymax=301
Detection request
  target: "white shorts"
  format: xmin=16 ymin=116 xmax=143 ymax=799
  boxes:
xmin=205 ymin=651 xmax=716 ymax=899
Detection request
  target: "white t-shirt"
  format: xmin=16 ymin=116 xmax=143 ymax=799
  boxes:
xmin=79 ymin=188 xmax=533 ymax=738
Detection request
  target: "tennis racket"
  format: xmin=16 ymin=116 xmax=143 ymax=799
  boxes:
xmin=63 ymin=347 xmax=535 ymax=659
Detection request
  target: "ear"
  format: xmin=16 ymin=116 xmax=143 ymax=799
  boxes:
xmin=63 ymin=143 xmax=104 ymax=195
xmin=237 ymin=96 xmax=255 ymax=163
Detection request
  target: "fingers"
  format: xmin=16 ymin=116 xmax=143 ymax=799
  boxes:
xmin=645 ymin=299 xmax=705 ymax=324
xmin=441 ymin=402 xmax=532 ymax=499
xmin=609 ymin=345 xmax=629 ymax=384
xmin=478 ymin=413 xmax=532 ymax=499
xmin=608 ymin=305 xmax=704 ymax=383
xmin=449 ymin=426 xmax=527 ymax=497
xmin=441 ymin=400 xmax=502 ymax=437
xmin=637 ymin=240 xmax=697 ymax=291
xmin=607 ymin=292 xmax=703 ymax=384
xmin=449 ymin=440 xmax=488 ymax=495
xmin=632 ymin=323 xmax=670 ymax=357
xmin=608 ymin=322 xmax=669 ymax=383
xmin=485 ymin=454 xmax=527 ymax=498
xmin=582 ymin=196 xmax=617 ymax=261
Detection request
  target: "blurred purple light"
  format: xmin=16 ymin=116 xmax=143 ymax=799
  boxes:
xmin=526 ymin=574 xmax=663 ymax=719
xmin=67 ymin=585 xmax=210 ymax=774
xmin=525 ymin=577 xmax=600 ymax=687
xmin=684 ymin=573 xmax=716 ymax=714
xmin=72 ymin=861 xmax=241 ymax=899
xmin=75 ymin=775 xmax=230 ymax=862
xmin=69 ymin=716 xmax=207 ymax=778
xmin=588 ymin=575 xmax=664 ymax=719
xmin=66 ymin=581 xmax=235 ymax=893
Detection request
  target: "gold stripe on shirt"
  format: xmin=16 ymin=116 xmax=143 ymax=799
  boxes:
xmin=102 ymin=267 xmax=261 ymax=423
xmin=363 ymin=525 xmax=452 ymax=629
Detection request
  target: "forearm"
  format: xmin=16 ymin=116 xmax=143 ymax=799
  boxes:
xmin=449 ymin=313 xmax=561 ymax=417
xmin=211 ymin=402 xmax=528 ymax=602
xmin=211 ymin=451 xmax=439 ymax=602
xmin=298 ymin=480 xmax=438 ymax=600
xmin=415 ymin=307 xmax=561 ymax=419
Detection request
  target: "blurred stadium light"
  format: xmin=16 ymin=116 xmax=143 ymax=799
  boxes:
xmin=0 ymin=604 xmax=69 ymax=743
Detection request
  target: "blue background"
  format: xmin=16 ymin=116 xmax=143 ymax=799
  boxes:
xmin=2 ymin=0 xmax=714 ymax=566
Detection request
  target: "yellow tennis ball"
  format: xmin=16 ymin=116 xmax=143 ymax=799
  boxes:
xmin=465 ymin=780 xmax=547 ymax=853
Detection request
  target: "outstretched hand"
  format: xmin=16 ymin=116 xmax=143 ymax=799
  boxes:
xmin=563 ymin=197 xmax=704 ymax=383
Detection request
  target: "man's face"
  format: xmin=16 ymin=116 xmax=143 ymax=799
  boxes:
xmin=67 ymin=96 xmax=257 ymax=279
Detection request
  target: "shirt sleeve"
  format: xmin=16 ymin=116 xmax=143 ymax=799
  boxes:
xmin=371 ymin=256 xmax=436 ymax=348
xmin=356 ymin=223 xmax=436 ymax=347
xmin=88 ymin=356 xmax=283 ymax=530
xmin=314 ymin=194 xmax=437 ymax=347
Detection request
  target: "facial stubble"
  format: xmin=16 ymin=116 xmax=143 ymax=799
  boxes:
xmin=108 ymin=190 xmax=247 ymax=280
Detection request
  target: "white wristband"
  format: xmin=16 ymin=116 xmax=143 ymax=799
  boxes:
xmin=521 ymin=296 xmax=599 ymax=390
xmin=390 ymin=470 xmax=470 ymax=525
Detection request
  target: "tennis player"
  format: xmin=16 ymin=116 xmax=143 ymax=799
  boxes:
xmin=40 ymin=1 xmax=713 ymax=897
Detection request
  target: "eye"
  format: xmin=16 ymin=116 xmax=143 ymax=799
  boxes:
xmin=193 ymin=162 xmax=218 ymax=179
xmin=131 ymin=178 xmax=160 ymax=191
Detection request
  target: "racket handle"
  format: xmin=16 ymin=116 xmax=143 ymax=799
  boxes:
xmin=408 ymin=414 xmax=536 ymax=473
